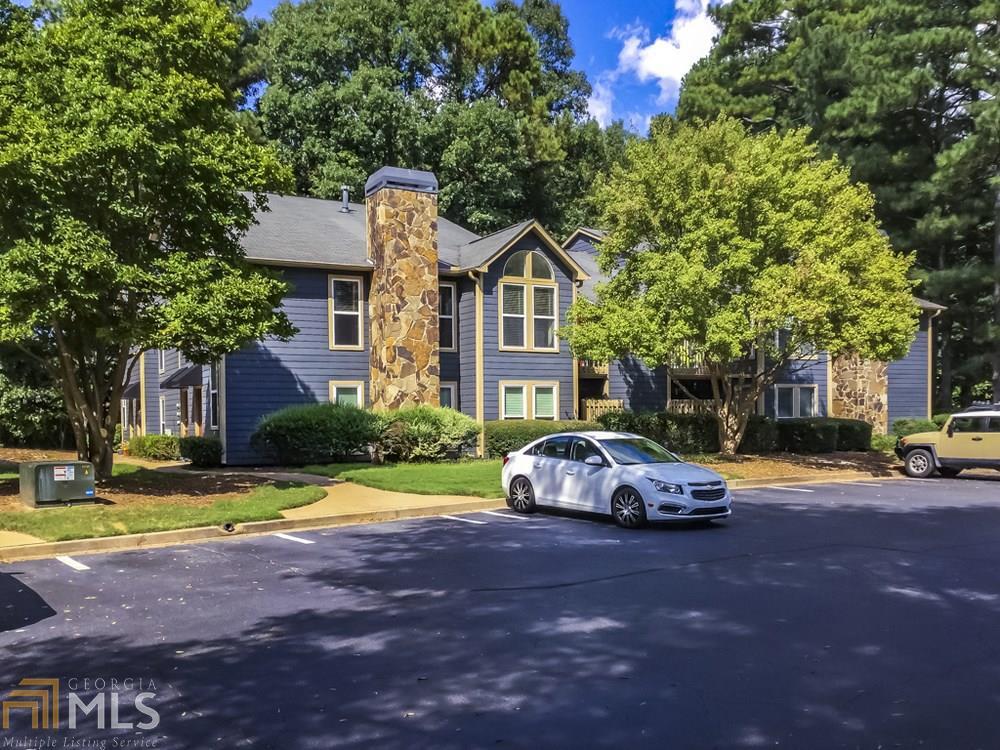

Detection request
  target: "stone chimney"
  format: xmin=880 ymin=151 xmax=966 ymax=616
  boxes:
xmin=364 ymin=166 xmax=440 ymax=410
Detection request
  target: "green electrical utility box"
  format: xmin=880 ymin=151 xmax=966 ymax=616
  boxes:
xmin=19 ymin=461 xmax=96 ymax=508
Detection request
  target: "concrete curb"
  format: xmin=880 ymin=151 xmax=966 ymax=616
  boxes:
xmin=0 ymin=498 xmax=505 ymax=563
xmin=0 ymin=471 xmax=903 ymax=563
xmin=728 ymin=471 xmax=905 ymax=490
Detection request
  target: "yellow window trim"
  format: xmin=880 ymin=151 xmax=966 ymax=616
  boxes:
xmin=328 ymin=274 xmax=365 ymax=351
xmin=329 ymin=380 xmax=365 ymax=407
xmin=498 ymin=280 xmax=560 ymax=353
xmin=498 ymin=380 xmax=559 ymax=420
xmin=439 ymin=280 xmax=458 ymax=353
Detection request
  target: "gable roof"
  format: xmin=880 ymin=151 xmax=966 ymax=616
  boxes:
xmin=242 ymin=193 xmax=589 ymax=278
xmin=562 ymin=227 xmax=607 ymax=249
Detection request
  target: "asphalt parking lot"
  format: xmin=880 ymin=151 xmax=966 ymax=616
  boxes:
xmin=4 ymin=476 xmax=1000 ymax=749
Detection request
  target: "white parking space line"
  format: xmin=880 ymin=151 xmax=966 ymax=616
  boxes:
xmin=904 ymin=478 xmax=936 ymax=482
xmin=440 ymin=514 xmax=488 ymax=525
xmin=841 ymin=482 xmax=883 ymax=487
xmin=765 ymin=485 xmax=815 ymax=493
xmin=56 ymin=556 xmax=90 ymax=571
xmin=273 ymin=533 xmax=315 ymax=545
xmin=481 ymin=510 xmax=531 ymax=521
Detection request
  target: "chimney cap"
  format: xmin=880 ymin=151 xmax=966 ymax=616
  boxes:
xmin=365 ymin=166 xmax=438 ymax=198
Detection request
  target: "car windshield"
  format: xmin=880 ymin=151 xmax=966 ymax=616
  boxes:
xmin=599 ymin=437 xmax=681 ymax=465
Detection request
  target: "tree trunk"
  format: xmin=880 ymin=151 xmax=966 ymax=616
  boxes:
xmin=715 ymin=401 xmax=750 ymax=456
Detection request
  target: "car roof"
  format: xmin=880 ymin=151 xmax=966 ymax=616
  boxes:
xmin=953 ymin=410 xmax=1000 ymax=419
xmin=527 ymin=431 xmax=638 ymax=442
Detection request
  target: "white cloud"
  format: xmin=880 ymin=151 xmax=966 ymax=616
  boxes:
xmin=588 ymin=0 xmax=728 ymax=125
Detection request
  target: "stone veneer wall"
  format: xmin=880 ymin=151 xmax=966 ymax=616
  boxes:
xmin=830 ymin=353 xmax=889 ymax=434
xmin=366 ymin=187 xmax=440 ymax=410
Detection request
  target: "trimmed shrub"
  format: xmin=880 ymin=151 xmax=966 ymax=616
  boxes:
xmin=595 ymin=410 xmax=719 ymax=454
xmin=739 ymin=416 xmax=779 ymax=454
xmin=251 ymin=404 xmax=382 ymax=464
xmin=932 ymin=413 xmax=951 ymax=428
xmin=828 ymin=418 xmax=873 ymax=452
xmin=777 ymin=418 xmax=839 ymax=453
xmin=484 ymin=420 xmax=601 ymax=458
xmin=376 ymin=406 xmax=480 ymax=462
xmin=892 ymin=418 xmax=939 ymax=438
xmin=871 ymin=433 xmax=897 ymax=453
xmin=179 ymin=436 xmax=223 ymax=467
xmin=128 ymin=434 xmax=181 ymax=461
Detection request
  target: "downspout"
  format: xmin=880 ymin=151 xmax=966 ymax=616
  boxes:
xmin=468 ymin=270 xmax=486 ymax=457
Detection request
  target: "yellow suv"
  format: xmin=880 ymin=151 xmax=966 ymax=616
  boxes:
xmin=895 ymin=407 xmax=1000 ymax=478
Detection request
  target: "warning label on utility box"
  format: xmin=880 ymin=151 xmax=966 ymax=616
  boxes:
xmin=53 ymin=465 xmax=75 ymax=482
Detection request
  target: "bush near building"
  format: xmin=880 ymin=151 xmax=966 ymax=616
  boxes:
xmin=251 ymin=404 xmax=382 ymax=465
xmin=376 ymin=406 xmax=480 ymax=462
xmin=179 ymin=436 xmax=223 ymax=467
xmin=127 ymin=434 xmax=181 ymax=461
xmin=892 ymin=418 xmax=939 ymax=437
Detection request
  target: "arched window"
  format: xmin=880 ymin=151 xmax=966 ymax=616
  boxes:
xmin=500 ymin=250 xmax=558 ymax=351
xmin=503 ymin=250 xmax=554 ymax=280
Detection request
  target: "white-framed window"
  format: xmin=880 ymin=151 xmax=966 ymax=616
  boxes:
xmin=500 ymin=381 xmax=559 ymax=420
xmin=439 ymin=282 xmax=457 ymax=351
xmin=499 ymin=250 xmax=559 ymax=352
xmin=157 ymin=349 xmax=166 ymax=373
xmin=159 ymin=395 xmax=167 ymax=434
xmin=329 ymin=276 xmax=364 ymax=350
xmin=440 ymin=382 xmax=457 ymax=410
xmin=329 ymin=380 xmax=364 ymax=407
xmin=209 ymin=362 xmax=220 ymax=430
xmin=774 ymin=384 xmax=818 ymax=419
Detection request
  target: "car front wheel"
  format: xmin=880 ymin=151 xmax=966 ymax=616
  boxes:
xmin=612 ymin=487 xmax=647 ymax=529
xmin=507 ymin=476 xmax=536 ymax=514
xmin=904 ymin=448 xmax=935 ymax=478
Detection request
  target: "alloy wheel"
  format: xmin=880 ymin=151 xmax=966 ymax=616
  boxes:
xmin=613 ymin=490 xmax=644 ymax=528
xmin=908 ymin=453 xmax=929 ymax=475
xmin=510 ymin=479 xmax=533 ymax=512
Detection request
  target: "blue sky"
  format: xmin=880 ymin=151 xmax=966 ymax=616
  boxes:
xmin=245 ymin=0 xmax=725 ymax=132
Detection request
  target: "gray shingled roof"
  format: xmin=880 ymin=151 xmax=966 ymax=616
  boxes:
xmin=241 ymin=193 xmax=480 ymax=269
xmin=454 ymin=219 xmax=534 ymax=270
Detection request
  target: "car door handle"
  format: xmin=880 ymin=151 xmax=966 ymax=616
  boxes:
xmin=565 ymin=469 xmax=576 ymax=476
xmin=533 ymin=462 xmax=544 ymax=468
xmin=972 ymin=437 xmax=984 ymax=441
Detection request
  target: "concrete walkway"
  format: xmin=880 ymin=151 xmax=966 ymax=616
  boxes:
xmin=282 ymin=482 xmax=501 ymax=520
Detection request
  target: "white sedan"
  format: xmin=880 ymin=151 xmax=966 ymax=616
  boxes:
xmin=501 ymin=431 xmax=732 ymax=529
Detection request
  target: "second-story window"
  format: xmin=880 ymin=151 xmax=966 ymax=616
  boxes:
xmin=500 ymin=250 xmax=558 ymax=352
xmin=330 ymin=276 xmax=363 ymax=350
xmin=439 ymin=282 xmax=456 ymax=351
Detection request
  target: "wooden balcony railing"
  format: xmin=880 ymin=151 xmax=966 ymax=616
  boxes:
xmin=666 ymin=399 xmax=712 ymax=415
xmin=581 ymin=398 xmax=623 ymax=421
xmin=579 ymin=359 xmax=609 ymax=377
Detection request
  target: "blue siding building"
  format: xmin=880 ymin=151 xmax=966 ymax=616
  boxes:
xmin=124 ymin=168 xmax=943 ymax=464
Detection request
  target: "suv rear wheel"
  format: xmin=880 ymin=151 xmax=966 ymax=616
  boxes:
xmin=904 ymin=448 xmax=935 ymax=478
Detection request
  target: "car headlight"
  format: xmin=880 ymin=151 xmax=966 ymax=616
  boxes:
xmin=650 ymin=479 xmax=684 ymax=495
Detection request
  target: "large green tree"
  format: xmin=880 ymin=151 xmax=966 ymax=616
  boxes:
xmin=0 ymin=0 xmax=294 ymax=479
xmin=254 ymin=0 xmax=621 ymax=235
xmin=678 ymin=0 xmax=1000 ymax=408
xmin=566 ymin=118 xmax=916 ymax=453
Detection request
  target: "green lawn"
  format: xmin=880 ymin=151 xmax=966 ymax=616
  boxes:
xmin=302 ymin=460 xmax=506 ymax=499
xmin=0 ymin=482 xmax=326 ymax=542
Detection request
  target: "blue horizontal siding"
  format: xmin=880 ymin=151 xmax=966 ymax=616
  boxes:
xmin=224 ymin=267 xmax=370 ymax=465
xmin=888 ymin=314 xmax=930 ymax=425
xmin=608 ymin=357 xmax=667 ymax=412
xmin=481 ymin=236 xmax=575 ymax=420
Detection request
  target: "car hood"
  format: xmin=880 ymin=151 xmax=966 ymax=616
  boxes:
xmin=902 ymin=431 xmax=940 ymax=445
xmin=622 ymin=462 xmax=726 ymax=485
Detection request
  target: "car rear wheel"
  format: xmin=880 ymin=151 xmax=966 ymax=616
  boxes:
xmin=939 ymin=466 xmax=961 ymax=478
xmin=904 ymin=449 xmax=935 ymax=478
xmin=507 ymin=476 xmax=536 ymax=514
xmin=612 ymin=487 xmax=647 ymax=529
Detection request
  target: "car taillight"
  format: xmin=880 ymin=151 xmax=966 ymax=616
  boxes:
xmin=503 ymin=454 xmax=510 ymax=466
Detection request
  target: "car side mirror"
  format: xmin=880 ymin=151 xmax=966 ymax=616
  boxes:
xmin=947 ymin=424 xmax=955 ymax=437
xmin=584 ymin=455 xmax=605 ymax=467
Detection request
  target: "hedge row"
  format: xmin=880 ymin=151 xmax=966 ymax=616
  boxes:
xmin=892 ymin=418 xmax=939 ymax=437
xmin=251 ymin=404 xmax=480 ymax=464
xmin=484 ymin=420 xmax=601 ymax=458
xmin=594 ymin=411 xmax=873 ymax=454
xmin=127 ymin=434 xmax=181 ymax=461
xmin=180 ymin=436 xmax=223 ymax=467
